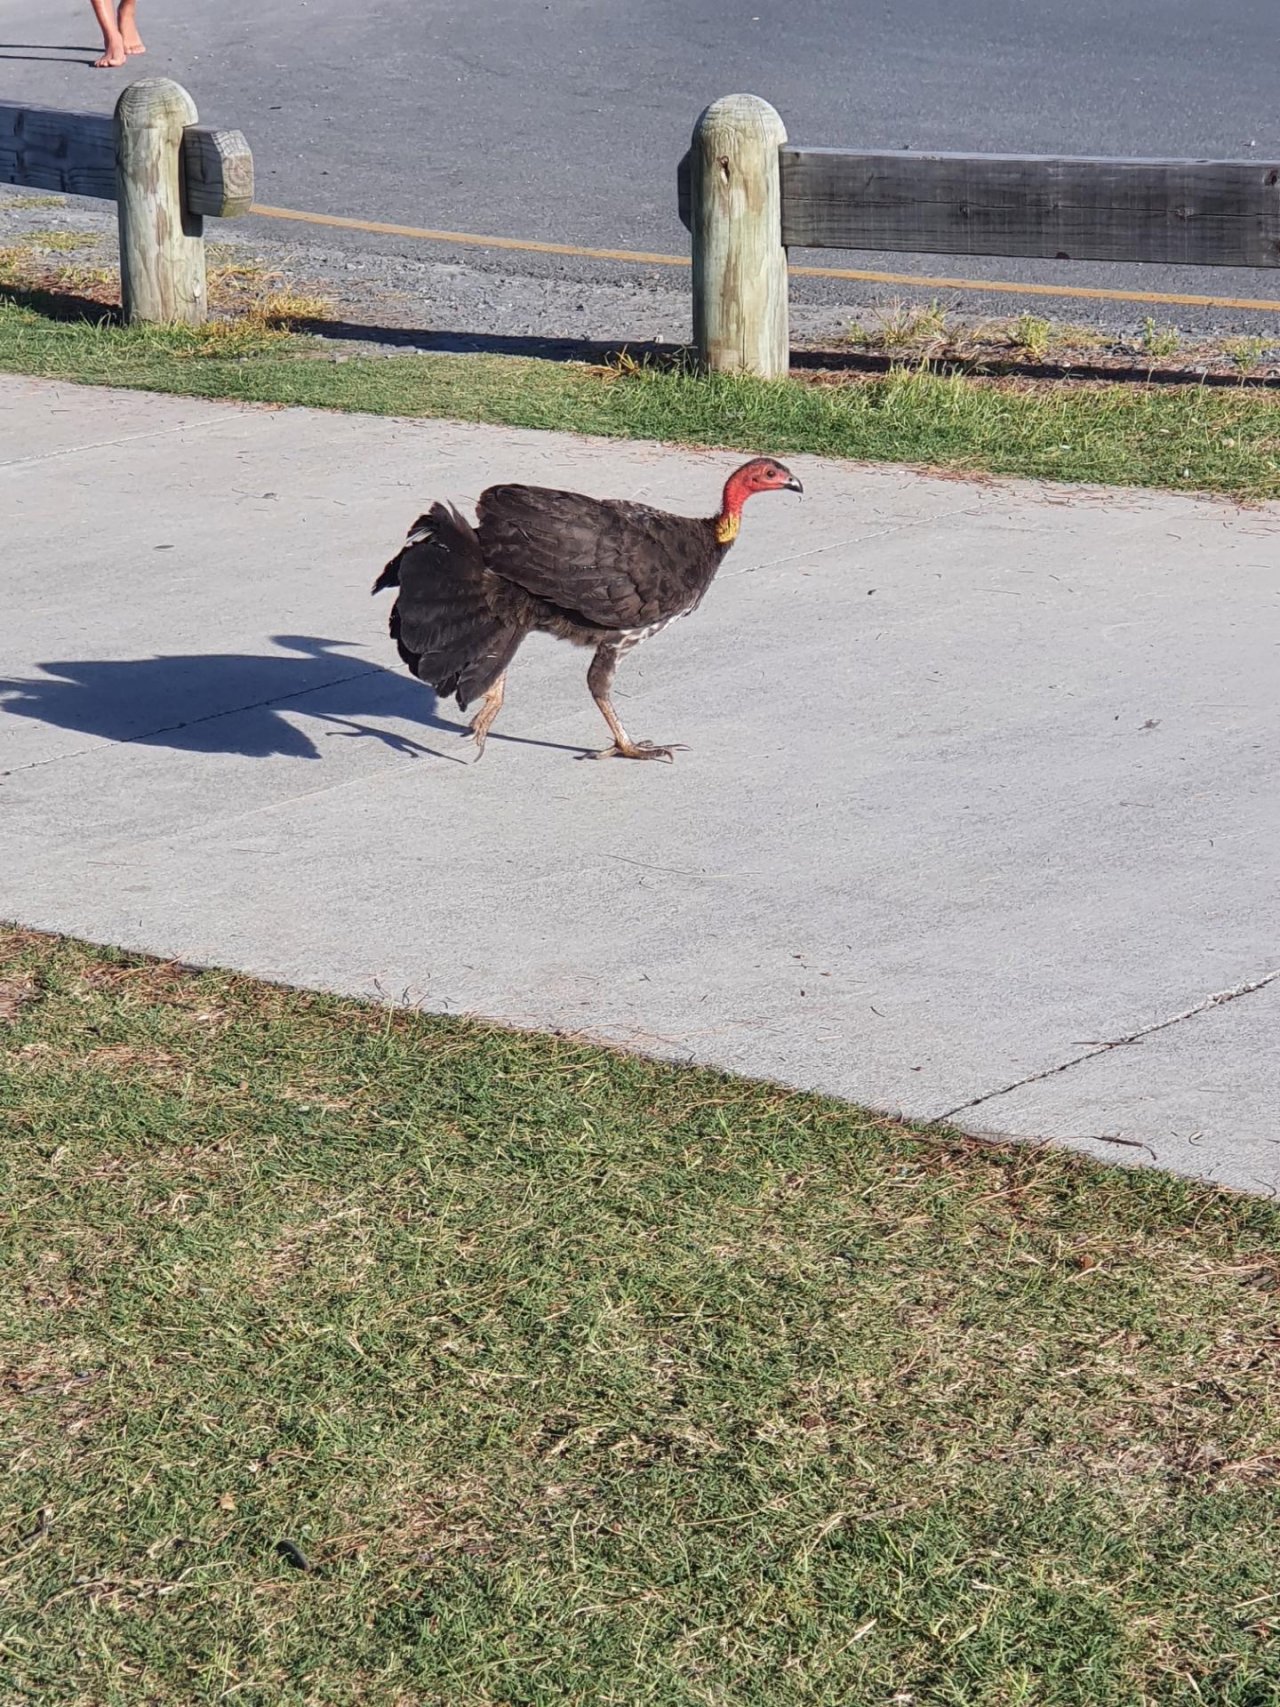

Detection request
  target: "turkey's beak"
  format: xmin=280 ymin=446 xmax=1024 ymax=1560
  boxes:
xmin=784 ymin=475 xmax=804 ymax=495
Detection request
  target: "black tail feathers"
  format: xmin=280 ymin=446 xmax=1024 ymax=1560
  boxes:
xmin=372 ymin=511 xmax=437 ymax=595
xmin=378 ymin=502 xmax=524 ymax=710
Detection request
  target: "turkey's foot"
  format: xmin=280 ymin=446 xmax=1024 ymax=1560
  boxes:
xmin=466 ymin=710 xmax=499 ymax=757
xmin=586 ymin=738 xmax=686 ymax=763
xmin=587 ymin=666 xmax=684 ymax=762
xmin=465 ymin=673 xmax=507 ymax=758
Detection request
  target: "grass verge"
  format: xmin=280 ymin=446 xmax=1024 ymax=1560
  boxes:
xmin=2 ymin=926 xmax=1279 ymax=1706
xmin=1 ymin=293 xmax=1279 ymax=500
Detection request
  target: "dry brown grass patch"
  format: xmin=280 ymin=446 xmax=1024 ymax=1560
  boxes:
xmin=82 ymin=1043 xmax=187 ymax=1080
xmin=0 ymin=972 xmax=40 ymax=1025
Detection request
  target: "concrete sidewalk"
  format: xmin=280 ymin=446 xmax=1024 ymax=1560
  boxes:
xmin=2 ymin=374 xmax=1276 ymax=1192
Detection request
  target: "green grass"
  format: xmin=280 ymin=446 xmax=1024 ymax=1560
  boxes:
xmin=2 ymin=928 xmax=1279 ymax=1706
xmin=1 ymin=295 xmax=1279 ymax=499
xmin=0 ymin=194 xmax=68 ymax=210
xmin=1011 ymin=314 xmax=1052 ymax=360
xmin=1226 ymin=337 xmax=1270 ymax=375
xmin=10 ymin=229 xmax=100 ymax=253
xmin=1139 ymin=321 xmax=1182 ymax=361
xmin=848 ymin=298 xmax=951 ymax=350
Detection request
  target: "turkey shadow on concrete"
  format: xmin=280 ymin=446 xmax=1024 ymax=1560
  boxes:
xmin=0 ymin=635 xmax=590 ymax=762
xmin=0 ymin=636 xmax=458 ymax=763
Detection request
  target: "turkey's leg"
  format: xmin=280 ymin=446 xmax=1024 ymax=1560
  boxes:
xmin=586 ymin=644 xmax=684 ymax=762
xmin=467 ymin=671 xmax=506 ymax=757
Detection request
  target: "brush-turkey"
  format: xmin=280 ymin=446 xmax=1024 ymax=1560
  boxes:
xmin=372 ymin=457 xmax=802 ymax=760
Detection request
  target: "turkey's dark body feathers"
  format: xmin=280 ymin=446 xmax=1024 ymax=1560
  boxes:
xmin=476 ymin=486 xmax=724 ymax=633
xmin=375 ymin=483 xmax=730 ymax=711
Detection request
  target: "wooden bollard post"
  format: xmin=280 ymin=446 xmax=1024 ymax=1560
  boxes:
xmin=114 ymin=78 xmax=206 ymax=325
xmin=690 ymin=94 xmax=789 ymax=378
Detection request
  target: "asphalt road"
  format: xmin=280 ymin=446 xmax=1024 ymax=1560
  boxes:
xmin=3 ymin=0 xmax=1280 ymax=330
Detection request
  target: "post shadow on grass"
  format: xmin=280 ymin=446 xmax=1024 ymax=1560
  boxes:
xmin=5 ymin=278 xmax=1278 ymax=390
xmin=239 ymin=314 xmax=1280 ymax=390
xmin=0 ymin=636 xmax=588 ymax=762
xmin=296 ymin=320 xmax=679 ymax=366
xmin=0 ymin=281 xmax=121 ymax=325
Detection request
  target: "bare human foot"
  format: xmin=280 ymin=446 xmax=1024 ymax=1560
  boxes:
xmin=89 ymin=0 xmax=130 ymax=64
xmin=117 ymin=0 xmax=146 ymax=53
xmin=93 ymin=34 xmax=127 ymax=67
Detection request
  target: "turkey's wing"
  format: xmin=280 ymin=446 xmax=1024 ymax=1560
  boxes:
xmin=476 ymin=485 xmax=713 ymax=630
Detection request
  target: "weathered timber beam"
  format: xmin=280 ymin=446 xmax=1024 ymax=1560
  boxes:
xmin=779 ymin=149 xmax=1280 ymax=267
xmin=0 ymin=97 xmax=252 ymax=220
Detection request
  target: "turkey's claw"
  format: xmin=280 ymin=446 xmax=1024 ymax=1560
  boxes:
xmin=585 ymin=739 xmax=687 ymax=763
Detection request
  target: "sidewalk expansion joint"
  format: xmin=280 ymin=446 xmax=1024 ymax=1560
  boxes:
xmin=933 ymin=966 xmax=1280 ymax=1124
xmin=0 ymin=414 xmax=237 ymax=471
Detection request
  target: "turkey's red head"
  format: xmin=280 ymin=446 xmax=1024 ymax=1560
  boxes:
xmin=727 ymin=457 xmax=803 ymax=501
xmin=716 ymin=457 xmax=802 ymax=543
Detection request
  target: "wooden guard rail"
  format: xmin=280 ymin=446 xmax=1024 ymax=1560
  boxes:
xmin=0 ymin=78 xmax=252 ymax=325
xmin=679 ymin=94 xmax=1280 ymax=377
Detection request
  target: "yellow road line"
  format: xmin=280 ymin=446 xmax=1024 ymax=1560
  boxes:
xmin=249 ymin=202 xmax=1280 ymax=315
xmin=250 ymin=204 xmax=690 ymax=268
